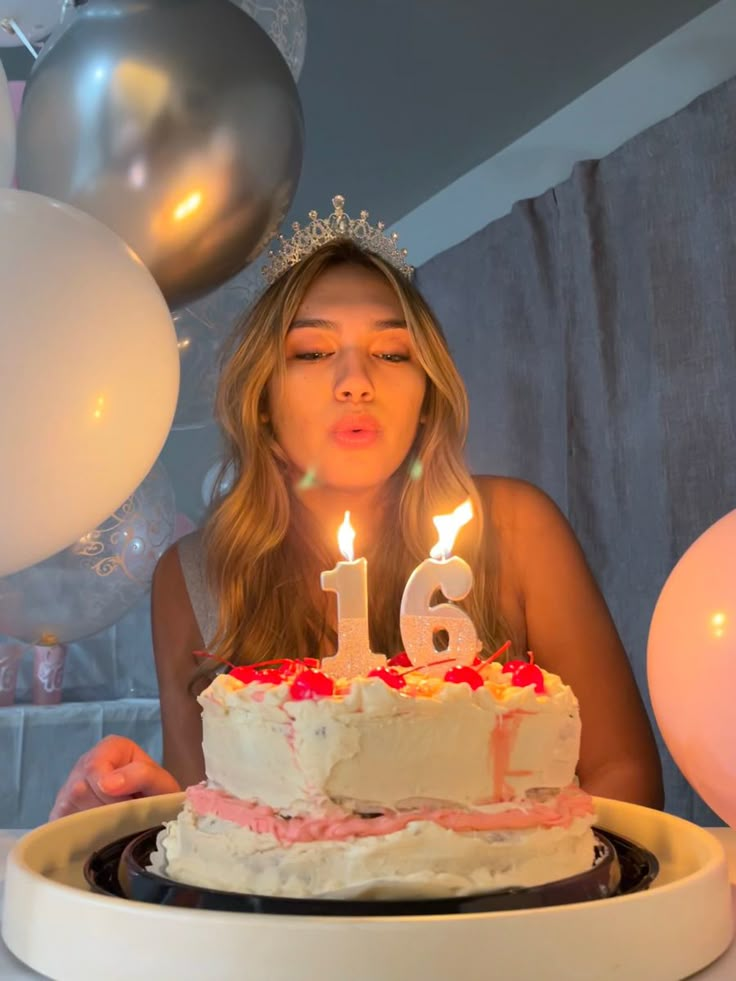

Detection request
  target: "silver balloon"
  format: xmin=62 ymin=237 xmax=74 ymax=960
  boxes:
xmin=0 ymin=461 xmax=175 ymax=645
xmin=60 ymin=0 xmax=307 ymax=81
xmin=16 ymin=0 xmax=303 ymax=308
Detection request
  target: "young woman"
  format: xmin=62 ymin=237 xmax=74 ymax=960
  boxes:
xmin=50 ymin=220 xmax=663 ymax=820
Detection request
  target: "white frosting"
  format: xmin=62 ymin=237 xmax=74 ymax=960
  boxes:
xmin=150 ymin=661 xmax=595 ymax=900
xmin=198 ymin=665 xmax=581 ymax=813
xmin=152 ymin=804 xmax=597 ymax=899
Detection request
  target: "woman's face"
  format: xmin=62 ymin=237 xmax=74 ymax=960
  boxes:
xmin=267 ymin=263 xmax=427 ymax=493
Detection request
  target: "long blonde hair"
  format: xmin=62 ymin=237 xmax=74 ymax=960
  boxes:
xmin=201 ymin=239 xmax=507 ymax=676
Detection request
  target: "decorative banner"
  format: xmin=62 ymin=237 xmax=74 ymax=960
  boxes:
xmin=648 ymin=509 xmax=736 ymax=828
xmin=0 ymin=188 xmax=179 ymax=577
xmin=0 ymin=61 xmax=13 ymax=186
xmin=16 ymin=0 xmax=304 ymax=308
xmin=0 ymin=461 xmax=176 ymax=645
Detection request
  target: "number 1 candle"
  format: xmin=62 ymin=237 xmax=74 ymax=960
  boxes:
xmin=399 ymin=499 xmax=481 ymax=673
xmin=320 ymin=511 xmax=375 ymax=678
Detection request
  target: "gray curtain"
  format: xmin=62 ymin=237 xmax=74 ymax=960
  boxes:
xmin=416 ymin=75 xmax=736 ymax=824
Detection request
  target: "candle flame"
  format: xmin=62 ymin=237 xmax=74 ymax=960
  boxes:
xmin=337 ymin=510 xmax=356 ymax=562
xmin=430 ymin=499 xmax=473 ymax=560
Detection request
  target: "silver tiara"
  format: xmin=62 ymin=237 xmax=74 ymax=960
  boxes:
xmin=261 ymin=195 xmax=414 ymax=285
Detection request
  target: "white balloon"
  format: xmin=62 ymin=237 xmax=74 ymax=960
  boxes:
xmin=0 ymin=61 xmax=14 ymax=187
xmin=0 ymin=189 xmax=179 ymax=577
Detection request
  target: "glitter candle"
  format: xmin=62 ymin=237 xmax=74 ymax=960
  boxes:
xmin=400 ymin=499 xmax=481 ymax=673
xmin=320 ymin=511 xmax=375 ymax=677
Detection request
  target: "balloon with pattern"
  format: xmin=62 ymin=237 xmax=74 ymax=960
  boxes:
xmin=0 ymin=461 xmax=176 ymax=645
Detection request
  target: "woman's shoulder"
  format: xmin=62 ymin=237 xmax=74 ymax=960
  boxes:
xmin=153 ymin=530 xmax=200 ymax=588
xmin=151 ymin=534 xmax=207 ymax=670
xmin=472 ymin=474 xmax=564 ymax=530
xmin=155 ymin=528 xmax=218 ymax=651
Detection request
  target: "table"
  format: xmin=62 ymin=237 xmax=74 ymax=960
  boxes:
xmin=2 ymin=827 xmax=736 ymax=980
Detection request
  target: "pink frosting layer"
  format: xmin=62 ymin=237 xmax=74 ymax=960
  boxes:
xmin=187 ymin=784 xmax=594 ymax=845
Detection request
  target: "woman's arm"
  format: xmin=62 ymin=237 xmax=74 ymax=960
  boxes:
xmin=483 ymin=477 xmax=664 ymax=809
xmin=151 ymin=543 xmax=208 ymax=790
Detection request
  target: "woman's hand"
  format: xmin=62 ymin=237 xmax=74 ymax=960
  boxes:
xmin=49 ymin=735 xmax=181 ymax=820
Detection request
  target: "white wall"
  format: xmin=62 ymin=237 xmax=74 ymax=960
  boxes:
xmin=394 ymin=0 xmax=736 ymax=265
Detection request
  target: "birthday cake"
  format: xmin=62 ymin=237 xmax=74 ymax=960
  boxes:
xmin=150 ymin=655 xmax=596 ymax=899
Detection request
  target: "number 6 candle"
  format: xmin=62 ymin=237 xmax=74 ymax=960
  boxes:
xmin=320 ymin=511 xmax=375 ymax=678
xmin=400 ymin=499 xmax=481 ymax=673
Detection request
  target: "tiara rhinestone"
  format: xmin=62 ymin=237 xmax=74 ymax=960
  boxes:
xmin=261 ymin=195 xmax=413 ymax=285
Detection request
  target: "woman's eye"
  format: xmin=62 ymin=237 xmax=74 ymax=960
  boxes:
xmin=376 ymin=352 xmax=410 ymax=363
xmin=294 ymin=351 xmax=331 ymax=361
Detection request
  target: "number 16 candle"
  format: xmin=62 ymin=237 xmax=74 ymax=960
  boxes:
xmin=399 ymin=499 xmax=481 ymax=673
xmin=320 ymin=511 xmax=375 ymax=678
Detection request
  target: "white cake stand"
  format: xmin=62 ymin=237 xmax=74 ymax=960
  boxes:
xmin=1 ymin=794 xmax=732 ymax=981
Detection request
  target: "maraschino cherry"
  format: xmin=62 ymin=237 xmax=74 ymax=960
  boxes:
xmin=289 ymin=669 xmax=335 ymax=701
xmin=387 ymin=652 xmax=412 ymax=668
xmin=229 ymin=665 xmax=258 ymax=684
xmin=444 ymin=665 xmax=484 ymax=690
xmin=231 ymin=665 xmax=285 ymax=685
xmin=367 ymin=667 xmax=406 ymax=690
xmin=509 ymin=663 xmax=545 ymax=693
xmin=501 ymin=651 xmax=545 ymax=694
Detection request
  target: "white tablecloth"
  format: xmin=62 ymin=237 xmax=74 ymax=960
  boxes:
xmin=2 ymin=827 xmax=736 ymax=979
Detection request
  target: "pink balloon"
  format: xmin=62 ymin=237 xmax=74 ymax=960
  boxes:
xmin=648 ymin=509 xmax=736 ymax=826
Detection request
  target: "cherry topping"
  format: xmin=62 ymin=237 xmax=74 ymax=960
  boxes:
xmin=387 ymin=652 xmax=412 ymax=668
xmin=367 ymin=667 xmax=407 ymax=690
xmin=510 ymin=663 xmax=545 ymax=694
xmin=289 ymin=669 xmax=335 ymax=701
xmin=501 ymin=660 xmax=529 ymax=675
xmin=257 ymin=669 xmax=288 ymax=685
xmin=229 ymin=665 xmax=258 ymax=684
xmin=444 ymin=665 xmax=484 ymax=690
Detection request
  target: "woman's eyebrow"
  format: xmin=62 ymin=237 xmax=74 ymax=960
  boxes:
xmin=289 ymin=318 xmax=407 ymax=330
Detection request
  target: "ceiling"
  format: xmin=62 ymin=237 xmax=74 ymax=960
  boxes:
xmin=1 ymin=0 xmax=719 ymax=231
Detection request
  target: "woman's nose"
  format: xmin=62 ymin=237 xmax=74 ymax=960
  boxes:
xmin=333 ymin=348 xmax=374 ymax=402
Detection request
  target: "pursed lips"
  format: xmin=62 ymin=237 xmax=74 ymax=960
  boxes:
xmin=330 ymin=415 xmax=381 ymax=445
xmin=331 ymin=415 xmax=381 ymax=434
